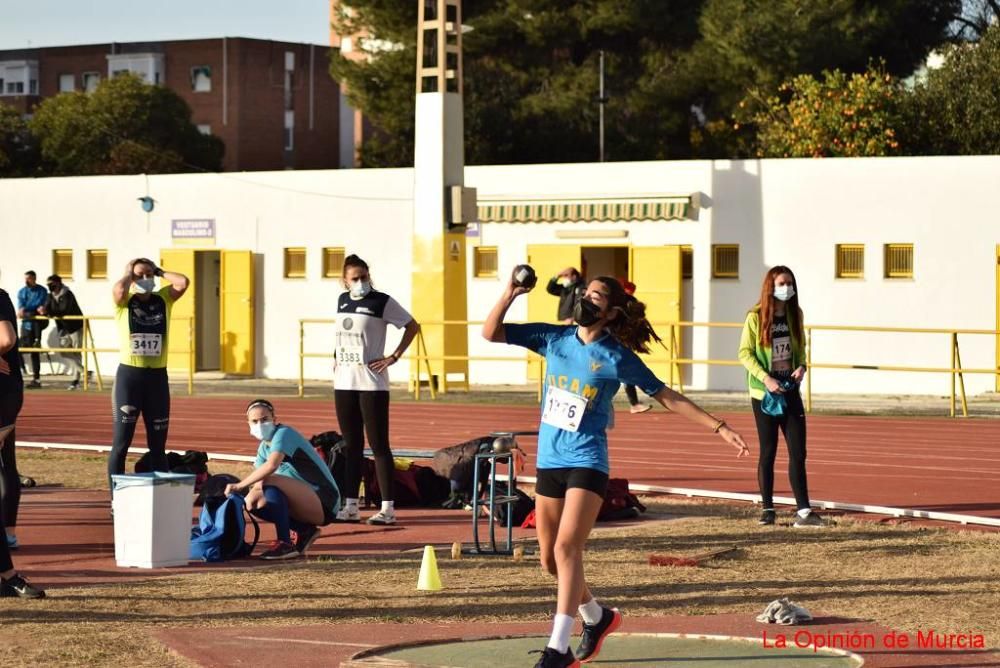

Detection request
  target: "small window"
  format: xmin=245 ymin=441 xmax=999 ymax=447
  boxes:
xmin=681 ymin=245 xmax=693 ymax=279
xmin=711 ymin=244 xmax=739 ymax=279
xmin=82 ymin=72 xmax=100 ymax=92
xmin=87 ymin=250 xmax=107 ymax=279
xmin=52 ymin=249 xmax=73 ymax=279
xmin=196 ymin=124 xmax=212 ymax=135
xmin=884 ymin=243 xmax=914 ymax=279
xmin=322 ymin=247 xmax=345 ymax=278
xmin=191 ymin=66 xmax=211 ymax=92
xmin=474 ymin=246 xmax=498 ymax=278
xmin=285 ymin=51 xmax=295 ymax=71
xmin=284 ymin=247 xmax=306 ymax=278
xmin=58 ymin=73 xmax=75 ymax=92
xmin=836 ymin=244 xmax=865 ymax=279
xmin=29 ymin=79 xmax=38 ymax=94
xmin=284 ymin=111 xmax=294 ymax=150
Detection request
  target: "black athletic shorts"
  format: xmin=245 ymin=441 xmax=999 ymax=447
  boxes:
xmin=535 ymin=467 xmax=609 ymax=498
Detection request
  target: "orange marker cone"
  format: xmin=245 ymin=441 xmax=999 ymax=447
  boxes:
xmin=417 ymin=545 xmax=443 ymax=591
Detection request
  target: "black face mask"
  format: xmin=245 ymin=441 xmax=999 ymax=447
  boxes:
xmin=573 ymin=297 xmax=602 ymax=327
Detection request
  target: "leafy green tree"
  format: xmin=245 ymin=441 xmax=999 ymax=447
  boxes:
xmin=904 ymin=22 xmax=1000 ymax=155
xmin=30 ymin=74 xmax=224 ymax=175
xmin=739 ymin=66 xmax=903 ymax=158
xmin=331 ymin=0 xmax=960 ymax=165
xmin=0 ymin=103 xmax=40 ymax=177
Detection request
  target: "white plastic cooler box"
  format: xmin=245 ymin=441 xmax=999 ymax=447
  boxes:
xmin=111 ymin=472 xmax=196 ymax=568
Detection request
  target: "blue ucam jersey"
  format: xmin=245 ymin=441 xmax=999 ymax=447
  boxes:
xmin=505 ymin=323 xmax=666 ymax=474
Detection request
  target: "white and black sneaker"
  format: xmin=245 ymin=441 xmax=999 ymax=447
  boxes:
xmin=758 ymin=510 xmax=776 ymax=525
xmin=366 ymin=510 xmax=396 ymax=526
xmin=793 ymin=511 xmax=829 ymax=528
xmin=333 ymin=506 xmax=361 ymax=523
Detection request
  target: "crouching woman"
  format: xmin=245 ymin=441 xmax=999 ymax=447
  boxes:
xmin=225 ymin=399 xmax=340 ymax=560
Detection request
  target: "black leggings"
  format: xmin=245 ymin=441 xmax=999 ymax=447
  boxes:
xmin=334 ymin=390 xmax=392 ymax=501
xmin=0 ymin=391 xmax=23 ymax=528
xmin=751 ymin=389 xmax=810 ymax=511
xmin=19 ymin=322 xmax=43 ymax=380
xmin=624 ymin=384 xmax=639 ymax=406
xmin=109 ymin=365 xmax=170 ymax=490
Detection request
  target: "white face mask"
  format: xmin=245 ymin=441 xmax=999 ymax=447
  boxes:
xmin=349 ymin=280 xmax=371 ymax=298
xmin=133 ymin=278 xmax=156 ymax=294
xmin=249 ymin=420 xmax=277 ymax=441
xmin=774 ymin=285 xmax=796 ymax=302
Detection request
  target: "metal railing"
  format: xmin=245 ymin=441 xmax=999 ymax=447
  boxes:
xmin=18 ymin=315 xmax=195 ymax=394
xmin=659 ymin=321 xmax=1000 ymax=418
xmin=300 ymin=317 xmax=999 ymax=415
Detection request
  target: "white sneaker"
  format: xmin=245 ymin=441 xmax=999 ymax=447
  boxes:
xmin=333 ymin=506 xmax=361 ymax=523
xmin=366 ymin=510 xmax=396 ymax=526
xmin=630 ymin=403 xmax=652 ymax=414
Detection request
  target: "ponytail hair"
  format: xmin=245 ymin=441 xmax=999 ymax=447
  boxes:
xmin=594 ymin=276 xmax=663 ymax=354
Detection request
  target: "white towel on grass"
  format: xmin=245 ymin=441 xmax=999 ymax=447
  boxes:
xmin=756 ymin=598 xmax=813 ymax=625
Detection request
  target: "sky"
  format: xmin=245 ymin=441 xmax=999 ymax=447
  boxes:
xmin=0 ymin=0 xmax=331 ymax=50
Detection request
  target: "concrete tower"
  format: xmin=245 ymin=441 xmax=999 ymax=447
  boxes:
xmin=412 ymin=0 xmax=473 ymax=391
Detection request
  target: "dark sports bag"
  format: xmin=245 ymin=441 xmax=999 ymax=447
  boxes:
xmin=598 ymin=478 xmax=646 ymax=522
xmin=431 ymin=436 xmax=493 ymax=493
xmin=490 ymin=482 xmax=535 ymax=526
xmin=363 ymin=460 xmax=452 ymax=508
xmin=195 ymin=473 xmax=240 ymax=507
xmin=190 ymin=492 xmax=260 ymax=562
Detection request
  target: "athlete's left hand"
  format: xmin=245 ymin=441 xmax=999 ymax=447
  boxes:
xmin=368 ymin=356 xmax=396 ymax=373
xmin=790 ymin=366 xmax=806 ymax=383
xmin=720 ymin=425 xmax=751 ymax=457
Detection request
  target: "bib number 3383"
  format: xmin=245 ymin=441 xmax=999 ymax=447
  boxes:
xmin=541 ymin=386 xmax=588 ymax=432
xmin=337 ymin=345 xmax=364 ymax=366
xmin=130 ymin=333 xmax=162 ymax=357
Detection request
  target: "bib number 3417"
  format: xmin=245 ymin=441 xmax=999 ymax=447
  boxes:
xmin=130 ymin=333 xmax=162 ymax=357
xmin=541 ymin=386 xmax=588 ymax=432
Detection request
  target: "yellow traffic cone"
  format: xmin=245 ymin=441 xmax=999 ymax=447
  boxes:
xmin=417 ymin=545 xmax=443 ymax=591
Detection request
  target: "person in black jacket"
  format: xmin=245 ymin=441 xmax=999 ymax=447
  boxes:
xmin=40 ymin=275 xmax=86 ymax=390
xmin=545 ymin=267 xmax=584 ymax=323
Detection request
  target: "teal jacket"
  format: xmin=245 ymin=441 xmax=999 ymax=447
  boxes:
xmin=737 ymin=307 xmax=806 ymax=400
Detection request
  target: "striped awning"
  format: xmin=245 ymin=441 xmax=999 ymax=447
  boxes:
xmin=476 ymin=195 xmax=692 ymax=223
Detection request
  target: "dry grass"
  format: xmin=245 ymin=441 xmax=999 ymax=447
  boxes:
xmin=18 ymin=449 xmax=254 ymax=490
xmin=1 ymin=452 xmax=997 ymax=666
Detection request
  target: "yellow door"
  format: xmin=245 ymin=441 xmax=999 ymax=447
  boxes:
xmin=220 ymin=250 xmax=256 ymax=375
xmin=630 ymin=246 xmax=682 ymax=385
xmin=160 ymin=249 xmax=197 ymax=373
xmin=526 ymin=244 xmax=581 ymax=379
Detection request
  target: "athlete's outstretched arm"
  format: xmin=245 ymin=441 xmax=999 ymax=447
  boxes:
xmin=653 ymin=386 xmax=750 ymax=456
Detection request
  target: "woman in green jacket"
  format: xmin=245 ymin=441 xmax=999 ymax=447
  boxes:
xmin=738 ymin=266 xmax=825 ymax=528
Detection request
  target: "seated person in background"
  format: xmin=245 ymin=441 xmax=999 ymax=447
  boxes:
xmin=225 ymin=399 xmax=340 ymax=560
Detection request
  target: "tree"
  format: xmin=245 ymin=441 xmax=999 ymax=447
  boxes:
xmin=950 ymin=0 xmax=1000 ymax=41
xmin=331 ymin=0 xmax=960 ymax=165
xmin=740 ymin=66 xmax=903 ymax=158
xmin=29 ymin=74 xmax=224 ymax=175
xmin=680 ymin=0 xmax=960 ymax=156
xmin=904 ymin=22 xmax=1000 ymax=155
xmin=0 ymin=103 xmax=40 ymax=177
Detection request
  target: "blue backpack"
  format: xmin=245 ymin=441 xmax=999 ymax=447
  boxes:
xmin=190 ymin=493 xmax=260 ymax=562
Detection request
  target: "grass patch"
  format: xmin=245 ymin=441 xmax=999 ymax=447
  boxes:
xmin=1 ymin=452 xmax=997 ymax=665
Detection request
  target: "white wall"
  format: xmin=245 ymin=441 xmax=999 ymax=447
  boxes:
xmin=2 ymin=155 xmax=997 ymax=395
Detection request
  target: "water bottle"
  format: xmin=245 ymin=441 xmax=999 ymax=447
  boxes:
xmin=512 ymin=264 xmax=537 ymax=289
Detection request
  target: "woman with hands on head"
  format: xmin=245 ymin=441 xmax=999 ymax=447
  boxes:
xmin=107 ymin=257 xmax=189 ymax=494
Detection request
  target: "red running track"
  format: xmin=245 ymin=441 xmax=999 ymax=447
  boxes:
xmin=15 ymin=393 xmax=1000 ymax=522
